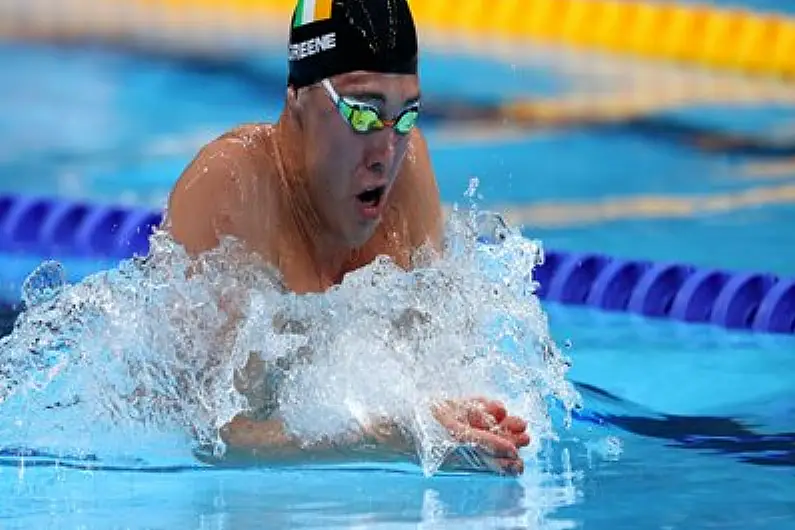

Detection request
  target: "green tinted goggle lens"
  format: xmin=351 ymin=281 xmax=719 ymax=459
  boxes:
xmin=341 ymin=102 xmax=419 ymax=135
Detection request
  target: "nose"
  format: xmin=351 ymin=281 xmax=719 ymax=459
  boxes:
xmin=364 ymin=129 xmax=398 ymax=175
xmin=367 ymin=160 xmax=385 ymax=175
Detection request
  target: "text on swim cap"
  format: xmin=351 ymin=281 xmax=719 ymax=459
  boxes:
xmin=289 ymin=32 xmax=337 ymax=61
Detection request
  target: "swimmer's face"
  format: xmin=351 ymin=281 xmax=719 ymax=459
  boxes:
xmin=300 ymin=71 xmax=420 ymax=247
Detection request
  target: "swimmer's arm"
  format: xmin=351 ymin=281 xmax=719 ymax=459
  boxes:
xmin=166 ymin=137 xmax=289 ymax=433
xmin=213 ymin=414 xmax=418 ymax=466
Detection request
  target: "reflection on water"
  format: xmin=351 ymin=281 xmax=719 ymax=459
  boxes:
xmin=0 ymin=460 xmax=584 ymax=529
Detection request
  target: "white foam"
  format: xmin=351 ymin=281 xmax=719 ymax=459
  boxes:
xmin=0 ymin=196 xmax=579 ymax=475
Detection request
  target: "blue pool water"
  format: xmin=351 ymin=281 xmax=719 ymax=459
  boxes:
xmin=1 ymin=29 xmax=795 ymax=530
xmin=673 ymin=0 xmax=795 ymax=15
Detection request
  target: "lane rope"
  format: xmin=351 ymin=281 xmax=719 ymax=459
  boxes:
xmin=1 ymin=194 xmax=792 ymax=334
xmin=3 ymin=1 xmax=794 ymax=78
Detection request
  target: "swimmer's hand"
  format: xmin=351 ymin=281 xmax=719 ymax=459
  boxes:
xmin=208 ymin=403 xmax=529 ymax=477
xmin=432 ymin=398 xmax=530 ymax=476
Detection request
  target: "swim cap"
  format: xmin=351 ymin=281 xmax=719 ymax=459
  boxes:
xmin=287 ymin=0 xmax=419 ymax=89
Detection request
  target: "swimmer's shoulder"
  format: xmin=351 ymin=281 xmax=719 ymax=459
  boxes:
xmin=220 ymin=123 xmax=276 ymax=152
xmin=165 ymin=123 xmax=278 ymax=256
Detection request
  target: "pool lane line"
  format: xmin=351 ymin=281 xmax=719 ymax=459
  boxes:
xmin=491 ymin=183 xmax=795 ymax=229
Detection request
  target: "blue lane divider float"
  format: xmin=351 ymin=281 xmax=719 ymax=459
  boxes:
xmin=0 ymin=194 xmax=161 ymax=259
xmin=534 ymin=252 xmax=794 ymax=334
xmin=1 ymin=194 xmax=793 ymax=334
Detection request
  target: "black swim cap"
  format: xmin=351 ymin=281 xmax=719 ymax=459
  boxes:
xmin=287 ymin=0 xmax=419 ymax=89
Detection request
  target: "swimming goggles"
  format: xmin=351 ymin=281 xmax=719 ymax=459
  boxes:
xmin=321 ymin=79 xmax=420 ymax=135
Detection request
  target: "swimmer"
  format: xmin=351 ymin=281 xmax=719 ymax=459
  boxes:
xmin=165 ymin=0 xmax=530 ymax=476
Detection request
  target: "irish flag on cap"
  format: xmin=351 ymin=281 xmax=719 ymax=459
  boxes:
xmin=293 ymin=0 xmax=333 ymax=27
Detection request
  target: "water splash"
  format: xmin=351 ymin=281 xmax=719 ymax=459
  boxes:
xmin=0 ymin=196 xmax=579 ymax=475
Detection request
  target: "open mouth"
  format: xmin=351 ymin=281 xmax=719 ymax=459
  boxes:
xmin=356 ymin=186 xmax=386 ymax=208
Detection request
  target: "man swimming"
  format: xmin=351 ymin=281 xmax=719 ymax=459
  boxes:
xmin=164 ymin=0 xmax=529 ymax=476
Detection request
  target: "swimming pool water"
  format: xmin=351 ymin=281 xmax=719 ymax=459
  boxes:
xmin=1 ymin=34 xmax=794 ymax=530
xmin=1 ymin=307 xmax=792 ymax=529
xmin=674 ymin=0 xmax=795 ymax=16
xmin=3 ymin=42 xmax=794 ymax=274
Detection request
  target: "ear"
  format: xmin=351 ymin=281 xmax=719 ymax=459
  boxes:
xmin=286 ymin=86 xmax=303 ymax=120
